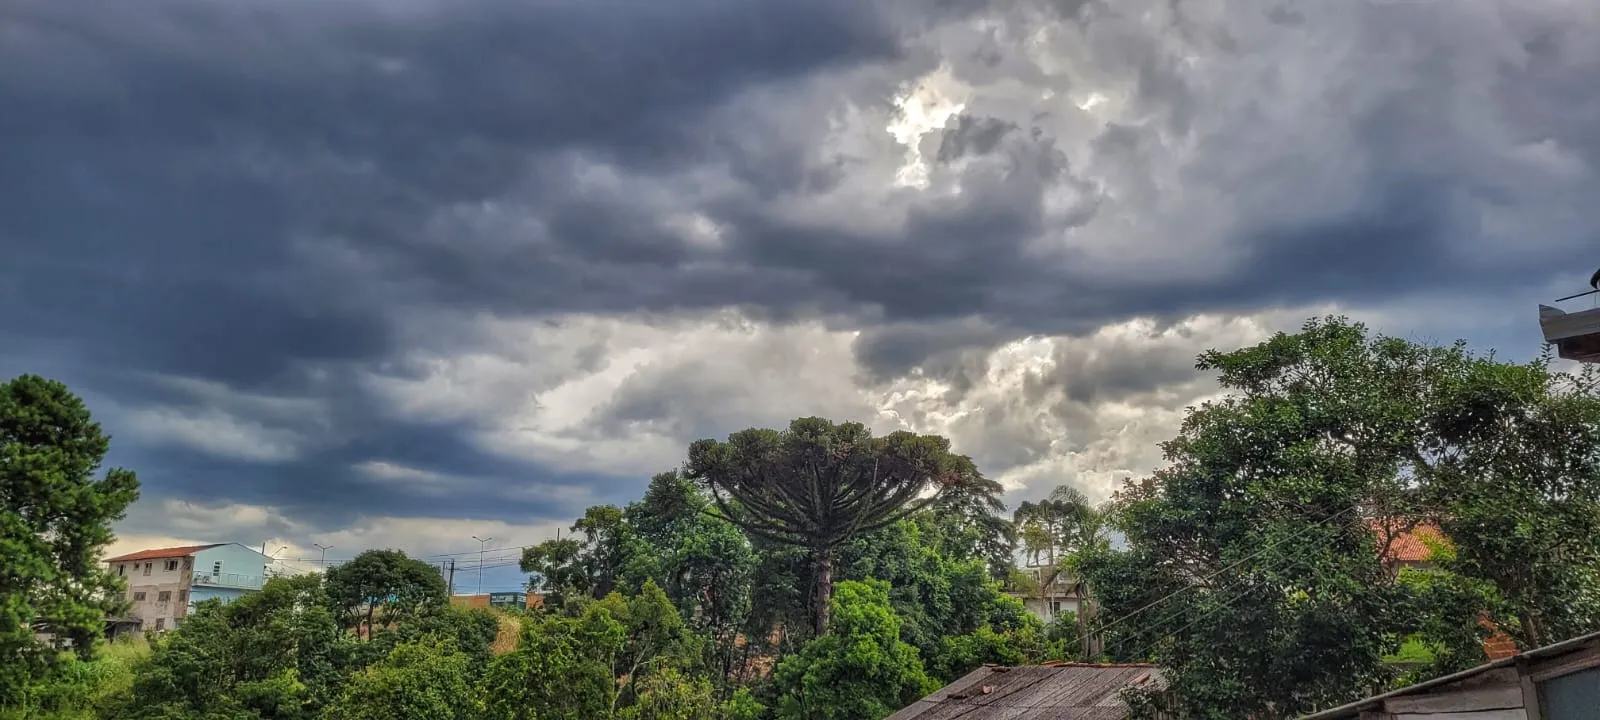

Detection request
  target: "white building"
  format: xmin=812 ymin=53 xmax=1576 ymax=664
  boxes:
xmin=105 ymin=543 xmax=271 ymax=632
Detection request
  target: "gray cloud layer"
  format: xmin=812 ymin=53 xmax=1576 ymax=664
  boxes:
xmin=2 ymin=0 xmax=1597 ymax=553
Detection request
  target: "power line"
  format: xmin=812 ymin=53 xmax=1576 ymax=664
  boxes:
xmin=1094 ymin=506 xmax=1368 ymax=658
xmin=1090 ymin=505 xmax=1363 ymax=646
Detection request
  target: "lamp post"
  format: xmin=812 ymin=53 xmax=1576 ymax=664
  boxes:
xmin=471 ymin=536 xmax=494 ymax=595
xmin=313 ymin=543 xmax=333 ymax=568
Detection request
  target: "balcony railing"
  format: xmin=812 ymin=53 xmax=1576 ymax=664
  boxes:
xmin=191 ymin=572 xmax=264 ymax=590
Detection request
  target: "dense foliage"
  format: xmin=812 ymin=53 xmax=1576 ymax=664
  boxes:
xmin=685 ymin=418 xmax=975 ymax=634
xmin=1 ymin=375 xmax=139 ymax=710
xmin=1079 ymin=318 xmax=1600 ymax=718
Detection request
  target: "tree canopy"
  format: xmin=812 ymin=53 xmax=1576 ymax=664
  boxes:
xmin=685 ymin=417 xmax=969 ymax=634
xmin=0 ymin=374 xmax=140 ymax=707
xmin=323 ymin=549 xmax=449 ymax=638
xmin=1080 ymin=317 xmax=1600 ymax=718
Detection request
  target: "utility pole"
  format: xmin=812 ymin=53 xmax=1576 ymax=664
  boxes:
xmin=471 ymin=536 xmax=493 ymax=595
xmin=313 ymin=543 xmax=333 ymax=568
xmin=446 ymin=559 xmax=456 ymax=596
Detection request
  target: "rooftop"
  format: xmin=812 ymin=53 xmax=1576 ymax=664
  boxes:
xmin=888 ymin=663 xmax=1165 ymax=720
xmin=106 ymin=544 xmax=222 ymax=563
xmin=1370 ymin=521 xmax=1448 ymax=564
xmin=1300 ymin=628 xmax=1600 ymax=719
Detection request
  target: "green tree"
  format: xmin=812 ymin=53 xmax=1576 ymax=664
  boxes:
xmin=921 ymin=456 xmax=1014 ymax=579
xmin=324 ymin=638 xmax=479 ymax=720
xmin=484 ymin=580 xmax=697 ymax=720
xmin=120 ymin=574 xmax=350 ymax=719
xmin=324 ymin=549 xmax=448 ymax=638
xmin=622 ymin=667 xmax=718 ymax=720
xmin=1422 ymin=355 xmax=1600 ymax=648
xmin=1078 ymin=318 xmax=1445 ymax=718
xmin=1013 ymin=486 xmax=1106 ymax=567
xmin=686 ymin=417 xmax=964 ymax=634
xmin=519 ymin=535 xmax=587 ymax=607
xmin=352 ymin=604 xmax=502 ymax=673
xmin=0 ymin=375 xmax=140 ymax=708
xmin=771 ymin=580 xmax=937 ymax=720
xmin=520 ymin=505 xmax=634 ymax=607
xmin=483 ymin=611 xmax=615 ymax=720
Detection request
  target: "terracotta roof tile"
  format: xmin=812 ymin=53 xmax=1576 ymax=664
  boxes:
xmin=1369 ymin=521 xmax=1449 ymax=564
xmin=106 ymin=544 xmax=222 ymax=563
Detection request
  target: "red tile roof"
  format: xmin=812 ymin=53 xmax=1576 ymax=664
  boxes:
xmin=106 ymin=544 xmax=222 ymax=563
xmin=1369 ymin=521 xmax=1449 ymax=564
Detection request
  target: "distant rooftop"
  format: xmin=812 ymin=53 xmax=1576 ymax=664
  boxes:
xmin=888 ymin=663 xmax=1165 ymax=720
xmin=106 ymin=544 xmax=223 ymax=563
xmin=1369 ymin=521 xmax=1448 ymax=564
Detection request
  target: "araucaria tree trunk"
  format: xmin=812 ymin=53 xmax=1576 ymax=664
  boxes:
xmin=811 ymin=545 xmax=833 ymax=636
xmin=686 ymin=417 xmax=975 ymax=635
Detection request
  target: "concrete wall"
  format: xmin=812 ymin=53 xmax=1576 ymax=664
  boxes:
xmin=113 ymin=555 xmax=193 ymax=631
xmin=1020 ymin=595 xmax=1083 ymax=623
xmin=192 ymin=544 xmax=269 ymax=588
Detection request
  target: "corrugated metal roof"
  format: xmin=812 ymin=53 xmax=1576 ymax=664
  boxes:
xmin=105 ymin=543 xmax=222 ymax=562
xmin=888 ymin=664 xmax=1165 ymax=720
xmin=1300 ymin=628 xmax=1600 ymax=719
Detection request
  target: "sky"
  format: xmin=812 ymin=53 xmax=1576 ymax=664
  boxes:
xmin=3 ymin=0 xmax=1598 ymax=591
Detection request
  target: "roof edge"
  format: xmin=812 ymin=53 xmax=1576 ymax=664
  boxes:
xmin=1299 ymin=628 xmax=1600 ymax=719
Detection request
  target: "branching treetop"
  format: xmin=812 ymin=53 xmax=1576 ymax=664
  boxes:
xmin=685 ymin=417 xmax=962 ymax=550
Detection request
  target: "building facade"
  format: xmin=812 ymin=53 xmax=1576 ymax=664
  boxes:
xmin=105 ymin=543 xmax=270 ymax=632
xmin=1009 ymin=564 xmax=1091 ymax=623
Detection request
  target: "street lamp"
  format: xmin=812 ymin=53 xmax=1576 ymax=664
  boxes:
xmin=313 ymin=543 xmax=333 ymax=568
xmin=471 ymin=536 xmax=494 ymax=595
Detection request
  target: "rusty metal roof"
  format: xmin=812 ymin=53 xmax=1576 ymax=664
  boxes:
xmin=887 ymin=663 xmax=1166 ymax=720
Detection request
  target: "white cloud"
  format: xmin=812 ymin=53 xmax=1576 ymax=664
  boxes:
xmin=116 ymin=405 xmax=310 ymax=462
xmin=110 ymin=498 xmax=567 ymax=573
xmin=365 ymin=306 xmax=1350 ymax=506
xmin=104 ymin=375 xmax=330 ymax=462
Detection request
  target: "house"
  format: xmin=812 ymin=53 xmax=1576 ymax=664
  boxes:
xmin=1371 ymin=520 xmax=1448 ymax=571
xmin=1371 ymin=520 xmax=1520 ymax=662
xmin=1009 ymin=563 xmax=1092 ymax=623
xmin=105 ymin=543 xmax=271 ymax=632
xmin=889 ymin=662 xmax=1168 ymax=719
xmin=1300 ymin=628 xmax=1600 ymax=720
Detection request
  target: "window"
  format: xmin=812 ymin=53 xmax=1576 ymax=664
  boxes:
xmin=117 ymin=564 xmax=125 ymax=576
xmin=133 ymin=592 xmax=146 ymax=602
xmin=178 ymin=590 xmax=188 ymax=603
xmin=183 ymin=557 xmax=192 ymax=570
xmin=158 ymin=591 xmax=172 ymax=602
xmin=1050 ymin=600 xmax=1063 ymax=615
xmin=154 ymin=618 xmax=164 ymax=631
xmin=143 ymin=563 xmax=152 ymax=576
xmin=212 ymin=561 xmax=223 ymax=575
xmin=164 ymin=559 xmax=179 ymax=572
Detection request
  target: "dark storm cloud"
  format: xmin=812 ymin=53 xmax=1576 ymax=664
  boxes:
xmin=0 ymin=0 xmax=903 ymax=518
xmin=4 ymin=0 xmax=1600 ymax=531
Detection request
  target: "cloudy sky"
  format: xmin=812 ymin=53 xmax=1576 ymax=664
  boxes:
xmin=3 ymin=0 xmax=1597 ymax=587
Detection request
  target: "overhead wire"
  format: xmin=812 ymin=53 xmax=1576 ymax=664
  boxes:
xmin=1093 ymin=505 xmax=1371 ymax=659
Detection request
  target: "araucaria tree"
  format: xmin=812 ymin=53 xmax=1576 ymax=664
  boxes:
xmin=686 ymin=417 xmax=967 ymax=635
xmin=0 ymin=375 xmax=140 ymax=706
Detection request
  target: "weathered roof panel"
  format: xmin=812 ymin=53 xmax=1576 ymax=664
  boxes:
xmin=888 ymin=664 xmax=1164 ymax=720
